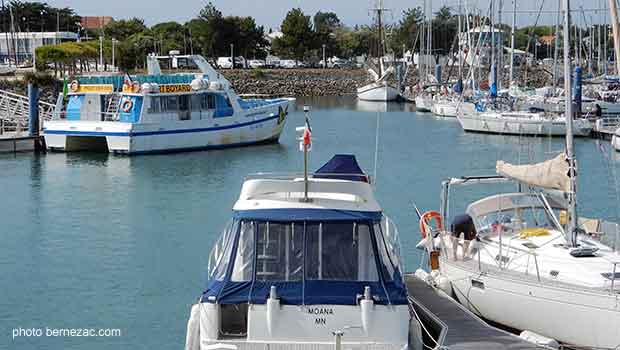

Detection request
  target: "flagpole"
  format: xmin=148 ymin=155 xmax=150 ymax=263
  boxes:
xmin=303 ymin=105 xmax=310 ymax=202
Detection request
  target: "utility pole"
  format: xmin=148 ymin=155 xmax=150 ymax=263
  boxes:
xmin=230 ymin=43 xmax=234 ymax=69
xmin=112 ymin=38 xmax=116 ymax=71
xmin=322 ymin=44 xmax=326 ymax=68
xmin=99 ymin=35 xmax=103 ymax=71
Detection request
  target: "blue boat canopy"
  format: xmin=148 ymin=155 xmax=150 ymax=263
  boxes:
xmin=314 ymin=154 xmax=369 ymax=182
xmin=201 ymin=214 xmax=406 ymax=306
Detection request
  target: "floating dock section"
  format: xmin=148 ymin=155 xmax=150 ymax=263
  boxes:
xmin=405 ymin=274 xmax=542 ymax=350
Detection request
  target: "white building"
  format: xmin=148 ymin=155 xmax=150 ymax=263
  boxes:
xmin=0 ymin=31 xmax=78 ymax=62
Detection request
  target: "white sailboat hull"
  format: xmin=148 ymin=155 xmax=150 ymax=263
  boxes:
xmin=612 ymin=128 xmax=620 ymax=151
xmin=357 ymin=82 xmax=400 ymax=101
xmin=414 ymin=95 xmax=432 ymax=112
xmin=457 ymin=108 xmax=592 ymax=136
xmin=431 ymin=100 xmax=458 ymax=117
xmin=443 ymin=261 xmax=620 ymax=349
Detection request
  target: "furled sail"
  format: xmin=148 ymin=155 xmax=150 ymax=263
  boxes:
xmin=496 ymin=153 xmax=570 ymax=192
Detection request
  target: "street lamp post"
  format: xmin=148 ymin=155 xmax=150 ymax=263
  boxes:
xmin=112 ymin=38 xmax=116 ymax=71
xmin=230 ymin=43 xmax=234 ymax=69
xmin=322 ymin=44 xmax=326 ymax=69
xmin=99 ymin=35 xmax=103 ymax=71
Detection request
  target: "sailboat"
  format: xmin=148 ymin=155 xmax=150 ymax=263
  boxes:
xmin=417 ymin=2 xmax=620 ymax=348
xmin=358 ymin=0 xmax=400 ymax=102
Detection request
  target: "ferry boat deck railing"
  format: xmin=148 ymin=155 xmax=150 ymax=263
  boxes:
xmin=51 ymin=110 xmax=121 ymax=122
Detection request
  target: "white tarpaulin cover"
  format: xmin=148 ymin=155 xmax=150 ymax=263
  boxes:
xmin=496 ymin=153 xmax=570 ymax=192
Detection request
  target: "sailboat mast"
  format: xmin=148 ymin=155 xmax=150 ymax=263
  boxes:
xmin=510 ymin=0 xmax=516 ymax=86
xmin=458 ymin=0 xmax=462 ymax=80
xmin=562 ymin=0 xmax=578 ymax=247
xmin=498 ymin=0 xmax=503 ymax=90
xmin=378 ymin=0 xmax=383 ymax=76
xmin=608 ymin=0 xmax=620 ymax=75
xmin=553 ymin=0 xmax=560 ymax=88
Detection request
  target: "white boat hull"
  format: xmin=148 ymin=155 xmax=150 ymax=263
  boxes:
xmin=457 ymin=109 xmax=592 ymax=136
xmin=357 ymin=83 xmax=400 ymax=102
xmin=431 ymin=100 xmax=458 ymax=117
xmin=44 ymin=103 xmax=289 ymax=154
xmin=415 ymin=95 xmax=432 ymax=112
xmin=442 ymin=261 xmax=620 ymax=349
xmin=612 ymin=129 xmax=620 ymax=151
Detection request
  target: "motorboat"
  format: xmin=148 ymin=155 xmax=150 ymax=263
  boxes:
xmin=44 ymin=54 xmax=294 ymax=154
xmin=414 ymin=93 xmax=432 ymax=112
xmin=185 ymin=153 xmax=422 ymax=350
xmin=612 ymin=127 xmax=620 ymax=151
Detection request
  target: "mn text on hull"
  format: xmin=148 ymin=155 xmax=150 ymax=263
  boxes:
xmin=185 ymin=155 xmax=422 ymax=350
xmin=44 ymin=55 xmax=294 ymax=154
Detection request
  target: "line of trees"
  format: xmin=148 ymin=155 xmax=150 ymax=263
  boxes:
xmin=30 ymin=0 xmax=614 ymax=73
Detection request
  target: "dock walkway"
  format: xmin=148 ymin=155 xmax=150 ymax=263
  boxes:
xmin=405 ymin=274 xmax=540 ymax=350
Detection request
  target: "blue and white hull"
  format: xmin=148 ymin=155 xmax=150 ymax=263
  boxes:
xmin=44 ymin=54 xmax=294 ymax=155
xmin=45 ymin=99 xmax=291 ymax=154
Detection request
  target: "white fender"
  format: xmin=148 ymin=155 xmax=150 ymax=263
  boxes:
xmin=266 ymin=286 xmax=280 ymax=335
xmin=360 ymin=286 xmax=374 ymax=334
xmin=185 ymin=304 xmax=201 ymax=350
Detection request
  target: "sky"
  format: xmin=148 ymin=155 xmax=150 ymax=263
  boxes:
xmin=45 ymin=0 xmax=610 ymax=30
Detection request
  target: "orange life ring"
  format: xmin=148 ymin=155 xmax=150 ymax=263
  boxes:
xmin=120 ymin=98 xmax=133 ymax=112
xmin=69 ymin=80 xmax=79 ymax=92
xmin=419 ymin=210 xmax=443 ymax=238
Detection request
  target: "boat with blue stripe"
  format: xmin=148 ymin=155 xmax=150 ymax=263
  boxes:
xmin=44 ymin=54 xmax=295 ymax=154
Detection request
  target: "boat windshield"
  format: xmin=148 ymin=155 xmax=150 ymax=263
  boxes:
xmin=213 ymin=218 xmax=403 ymax=283
xmin=208 ymin=220 xmax=238 ymax=281
xmin=467 ymin=194 xmax=563 ymax=237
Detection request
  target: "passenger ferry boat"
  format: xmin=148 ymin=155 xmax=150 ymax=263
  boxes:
xmin=185 ymin=153 xmax=422 ymax=350
xmin=44 ymin=54 xmax=294 ymax=154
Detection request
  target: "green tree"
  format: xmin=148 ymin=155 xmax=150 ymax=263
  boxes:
xmin=103 ymin=18 xmax=148 ymax=41
xmin=314 ymin=11 xmax=341 ymax=34
xmin=390 ymin=7 xmax=423 ymax=54
xmin=1 ymin=1 xmax=80 ymax=33
xmin=274 ymin=8 xmax=316 ymax=61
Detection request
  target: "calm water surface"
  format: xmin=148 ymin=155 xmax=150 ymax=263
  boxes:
xmin=2 ymin=96 xmax=620 ymax=349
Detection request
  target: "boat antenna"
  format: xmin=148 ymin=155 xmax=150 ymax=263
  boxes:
xmin=562 ymin=0 xmax=578 ymax=247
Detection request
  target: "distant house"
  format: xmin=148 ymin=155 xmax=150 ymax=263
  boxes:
xmin=80 ymin=16 xmax=114 ymax=30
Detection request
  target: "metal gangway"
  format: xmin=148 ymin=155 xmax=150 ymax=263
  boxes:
xmin=0 ymin=89 xmax=56 ymax=136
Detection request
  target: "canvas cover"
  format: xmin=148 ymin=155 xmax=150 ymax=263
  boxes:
xmin=314 ymin=154 xmax=369 ymax=182
xmin=496 ymin=153 xmax=570 ymax=192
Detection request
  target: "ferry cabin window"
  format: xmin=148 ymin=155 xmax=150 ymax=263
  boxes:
xmin=306 ymin=222 xmax=378 ymax=281
xmin=208 ymin=95 xmax=216 ymax=109
xmin=255 ymin=222 xmax=303 ymax=281
xmin=165 ymin=96 xmax=178 ymax=111
xmin=191 ymin=94 xmax=203 ymax=112
xmin=148 ymin=96 xmax=161 ymax=113
xmin=231 ymin=221 xmax=255 ymax=282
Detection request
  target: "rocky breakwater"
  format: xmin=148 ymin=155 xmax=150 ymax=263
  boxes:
xmin=220 ymin=68 xmax=371 ymax=97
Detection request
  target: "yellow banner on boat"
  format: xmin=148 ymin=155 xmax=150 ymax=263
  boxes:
xmin=76 ymin=84 xmax=114 ymax=93
xmin=159 ymin=84 xmax=192 ymax=93
xmin=519 ymin=228 xmax=550 ymax=239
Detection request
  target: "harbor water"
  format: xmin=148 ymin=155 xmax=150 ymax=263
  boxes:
xmin=2 ymin=96 xmax=620 ymax=349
